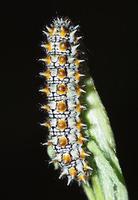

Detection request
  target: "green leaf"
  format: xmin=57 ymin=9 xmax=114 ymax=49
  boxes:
xmin=82 ymin=77 xmax=129 ymax=200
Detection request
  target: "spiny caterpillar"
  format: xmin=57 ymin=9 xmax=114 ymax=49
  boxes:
xmin=40 ymin=17 xmax=92 ymax=185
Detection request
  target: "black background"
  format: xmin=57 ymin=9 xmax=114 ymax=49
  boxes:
xmin=0 ymin=1 xmax=137 ymax=200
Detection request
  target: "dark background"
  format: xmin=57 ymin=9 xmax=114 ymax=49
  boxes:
xmin=0 ymin=1 xmax=137 ymax=200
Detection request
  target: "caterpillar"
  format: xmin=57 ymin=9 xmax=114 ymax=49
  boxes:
xmin=39 ymin=17 xmax=92 ymax=185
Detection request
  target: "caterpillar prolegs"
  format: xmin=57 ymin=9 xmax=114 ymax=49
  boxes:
xmin=40 ymin=17 xmax=92 ymax=185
